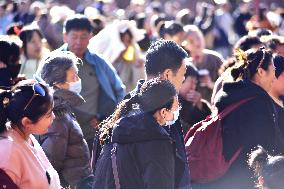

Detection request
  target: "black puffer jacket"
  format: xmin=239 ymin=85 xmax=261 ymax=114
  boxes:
xmin=193 ymin=80 xmax=280 ymax=189
xmin=93 ymin=112 xmax=175 ymax=189
xmin=40 ymin=89 xmax=93 ymax=188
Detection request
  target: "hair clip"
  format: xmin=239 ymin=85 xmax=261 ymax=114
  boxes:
xmin=234 ymin=48 xmax=248 ymax=65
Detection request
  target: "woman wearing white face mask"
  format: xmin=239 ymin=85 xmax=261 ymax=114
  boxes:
xmin=93 ymin=78 xmax=180 ymax=189
xmin=38 ymin=51 xmax=94 ymax=189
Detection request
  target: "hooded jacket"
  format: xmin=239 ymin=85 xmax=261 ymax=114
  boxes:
xmin=93 ymin=112 xmax=175 ymax=189
xmin=125 ymin=80 xmax=191 ymax=189
xmin=39 ymin=89 xmax=93 ymax=188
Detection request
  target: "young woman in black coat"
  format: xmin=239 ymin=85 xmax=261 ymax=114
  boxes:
xmin=193 ymin=47 xmax=279 ymax=189
xmin=93 ymin=78 xmax=181 ymax=189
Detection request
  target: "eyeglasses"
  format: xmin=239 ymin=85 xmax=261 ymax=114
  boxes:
xmin=23 ymin=83 xmax=46 ymax=112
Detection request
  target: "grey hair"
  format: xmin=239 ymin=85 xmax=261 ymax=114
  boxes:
xmin=40 ymin=51 xmax=82 ymax=86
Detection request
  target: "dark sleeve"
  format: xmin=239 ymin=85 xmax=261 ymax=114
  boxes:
xmin=0 ymin=169 xmax=20 ymax=189
xmin=135 ymin=141 xmax=175 ymax=189
xmin=41 ymin=119 xmax=69 ymax=172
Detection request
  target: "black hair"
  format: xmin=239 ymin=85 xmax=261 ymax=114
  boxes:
xmin=145 ymin=39 xmax=188 ymax=76
xmin=264 ymin=36 xmax=284 ymax=51
xmin=0 ymin=37 xmax=21 ymax=66
xmin=99 ymin=78 xmax=177 ymax=144
xmin=163 ymin=21 xmax=184 ymax=37
xmin=137 ymin=33 xmax=151 ymax=52
xmin=184 ymin=63 xmax=199 ymax=79
xmin=153 ymin=14 xmax=166 ymax=28
xmin=19 ymin=25 xmax=43 ymax=58
xmin=40 ymin=51 xmax=82 ymax=86
xmin=91 ymin=18 xmax=104 ymax=35
xmin=250 ymin=28 xmax=273 ymax=38
xmin=64 ymin=14 xmax=93 ymax=33
xmin=6 ymin=23 xmax=24 ymax=36
xmin=0 ymin=80 xmax=53 ymax=134
xmin=231 ymin=47 xmax=273 ymax=81
xmin=234 ymin=35 xmax=263 ymax=51
xmin=273 ymin=55 xmax=284 ymax=78
xmin=176 ymin=9 xmax=194 ymax=26
xmin=139 ymin=79 xmax=177 ymax=113
xmin=119 ymin=29 xmax=133 ymax=42
xmin=135 ymin=13 xmax=146 ymax=29
xmin=157 ymin=21 xmax=166 ymax=38
xmin=248 ymin=146 xmax=284 ymax=189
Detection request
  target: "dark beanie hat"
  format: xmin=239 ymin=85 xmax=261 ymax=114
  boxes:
xmin=273 ymin=55 xmax=284 ymax=78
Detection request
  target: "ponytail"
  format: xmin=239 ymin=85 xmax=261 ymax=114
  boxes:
xmin=98 ymin=94 xmax=140 ymax=144
xmin=231 ymin=48 xmax=251 ymax=81
xmin=231 ymin=47 xmax=272 ymax=81
xmin=98 ymin=78 xmax=177 ymax=145
xmin=0 ymin=90 xmax=12 ymax=133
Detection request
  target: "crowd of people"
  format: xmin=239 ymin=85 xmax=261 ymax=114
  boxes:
xmin=1 ymin=0 xmax=284 ymax=189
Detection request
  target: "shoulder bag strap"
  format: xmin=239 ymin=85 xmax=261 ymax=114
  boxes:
xmin=111 ymin=143 xmax=121 ymax=189
xmin=219 ymin=96 xmax=256 ymax=119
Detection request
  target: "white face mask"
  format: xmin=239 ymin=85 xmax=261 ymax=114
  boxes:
xmin=165 ymin=108 xmax=180 ymax=126
xmin=68 ymin=79 xmax=82 ymax=94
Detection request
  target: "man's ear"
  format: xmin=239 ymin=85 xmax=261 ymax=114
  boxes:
xmin=153 ymin=108 xmax=167 ymax=125
xmin=162 ymin=69 xmax=172 ymax=80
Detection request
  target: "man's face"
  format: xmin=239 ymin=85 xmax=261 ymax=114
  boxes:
xmin=64 ymin=30 xmax=92 ymax=59
xmin=186 ymin=32 xmax=205 ymax=54
xmin=165 ymin=60 xmax=186 ymax=90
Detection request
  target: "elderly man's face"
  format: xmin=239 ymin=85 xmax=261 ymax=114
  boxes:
xmin=64 ymin=29 xmax=92 ymax=59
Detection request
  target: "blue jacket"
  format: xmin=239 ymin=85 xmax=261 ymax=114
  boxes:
xmin=58 ymin=44 xmax=125 ymax=120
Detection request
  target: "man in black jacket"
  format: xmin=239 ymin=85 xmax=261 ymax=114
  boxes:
xmin=125 ymin=39 xmax=191 ymax=189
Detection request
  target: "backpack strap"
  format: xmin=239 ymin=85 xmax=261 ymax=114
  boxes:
xmin=219 ymin=96 xmax=256 ymax=119
xmin=111 ymin=143 xmax=121 ymax=189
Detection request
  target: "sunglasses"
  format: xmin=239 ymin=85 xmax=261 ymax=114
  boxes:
xmin=23 ymin=83 xmax=46 ymax=112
